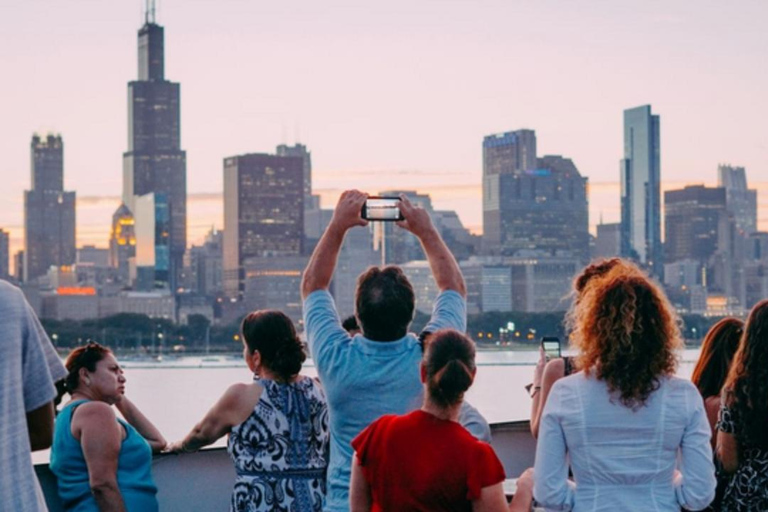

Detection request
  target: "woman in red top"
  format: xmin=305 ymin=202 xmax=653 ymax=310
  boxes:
xmin=350 ymin=329 xmax=533 ymax=512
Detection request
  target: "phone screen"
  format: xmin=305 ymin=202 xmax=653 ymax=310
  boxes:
xmin=363 ymin=197 xmax=402 ymax=221
xmin=541 ymin=338 xmax=561 ymax=359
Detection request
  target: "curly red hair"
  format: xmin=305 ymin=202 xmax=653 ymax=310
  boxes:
xmin=568 ymin=261 xmax=682 ymax=408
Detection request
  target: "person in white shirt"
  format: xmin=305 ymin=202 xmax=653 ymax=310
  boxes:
xmin=534 ymin=261 xmax=716 ymax=511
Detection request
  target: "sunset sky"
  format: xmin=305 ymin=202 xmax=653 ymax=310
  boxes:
xmin=1 ymin=0 xmax=767 ymax=270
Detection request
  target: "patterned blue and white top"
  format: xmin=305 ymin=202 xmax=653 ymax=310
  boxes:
xmin=227 ymin=376 xmax=330 ymax=512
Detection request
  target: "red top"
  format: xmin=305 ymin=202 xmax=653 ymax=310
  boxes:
xmin=352 ymin=410 xmax=506 ymax=512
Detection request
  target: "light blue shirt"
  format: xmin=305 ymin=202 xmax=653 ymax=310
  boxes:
xmin=534 ymin=373 xmax=716 ymax=512
xmin=303 ymin=289 xmax=467 ymax=512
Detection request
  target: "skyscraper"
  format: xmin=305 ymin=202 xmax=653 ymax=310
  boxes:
xmin=109 ymin=203 xmax=136 ymax=283
xmin=595 ymin=222 xmax=621 ymax=260
xmin=664 ymin=185 xmax=727 ymax=264
xmin=122 ymin=5 xmax=186 ymax=290
xmin=620 ymin=105 xmax=662 ymax=276
xmin=718 ymin=164 xmax=758 ymax=235
xmin=187 ymin=227 xmax=223 ymax=297
xmin=482 ymin=136 xmax=589 ymax=263
xmin=276 ymin=143 xmax=312 ymax=209
xmin=133 ymin=192 xmax=171 ymax=291
xmin=482 ymin=129 xmax=537 ymax=177
xmin=223 ymin=153 xmax=304 ymax=299
xmin=24 ymin=134 xmax=76 ymax=282
xmin=0 ymin=229 xmax=9 ymax=280
xmin=276 ymin=143 xmax=320 ymax=250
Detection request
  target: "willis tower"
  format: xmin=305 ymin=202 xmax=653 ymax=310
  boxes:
xmin=123 ymin=1 xmax=187 ymax=290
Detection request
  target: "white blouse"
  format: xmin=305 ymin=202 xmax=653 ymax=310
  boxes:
xmin=534 ymin=372 xmax=716 ymax=511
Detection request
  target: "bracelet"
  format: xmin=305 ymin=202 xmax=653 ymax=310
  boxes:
xmin=530 ymin=386 xmax=542 ymax=398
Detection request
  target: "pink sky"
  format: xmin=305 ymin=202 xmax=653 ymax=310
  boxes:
xmin=1 ymin=1 xmax=767 ymax=272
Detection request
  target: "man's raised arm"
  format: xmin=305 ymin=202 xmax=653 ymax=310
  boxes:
xmin=396 ymin=194 xmax=466 ymax=296
xmin=301 ymin=190 xmax=369 ymax=299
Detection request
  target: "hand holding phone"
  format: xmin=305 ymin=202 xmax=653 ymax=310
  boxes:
xmin=541 ymin=336 xmax=561 ymax=360
xmin=361 ymin=197 xmax=404 ymax=221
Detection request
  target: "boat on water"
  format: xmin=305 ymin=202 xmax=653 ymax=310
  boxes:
xmin=35 ymin=421 xmax=535 ymax=511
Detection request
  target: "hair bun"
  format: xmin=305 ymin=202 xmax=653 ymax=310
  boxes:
xmin=429 ymin=359 xmax=473 ymax=406
xmin=268 ymin=336 xmax=306 ymax=381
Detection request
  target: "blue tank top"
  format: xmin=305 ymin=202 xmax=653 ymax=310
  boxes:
xmin=50 ymin=400 xmax=159 ymax=512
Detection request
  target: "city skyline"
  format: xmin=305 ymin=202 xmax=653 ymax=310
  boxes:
xmin=2 ymin=1 xmax=767 ymax=275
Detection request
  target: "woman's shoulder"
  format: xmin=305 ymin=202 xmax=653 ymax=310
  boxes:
xmin=662 ymin=375 xmax=701 ymax=395
xmin=72 ymin=400 xmax=115 ymax=420
xmin=551 ymin=369 xmax=590 ymax=392
xmin=69 ymin=400 xmax=119 ymax=436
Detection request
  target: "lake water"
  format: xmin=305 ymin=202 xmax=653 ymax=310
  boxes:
xmin=35 ymin=349 xmax=699 ymax=463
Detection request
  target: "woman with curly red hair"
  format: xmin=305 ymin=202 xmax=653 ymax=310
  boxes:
xmin=530 ymin=258 xmax=626 ymax=438
xmin=717 ymin=299 xmax=768 ymax=511
xmin=533 ymin=261 xmax=716 ymax=511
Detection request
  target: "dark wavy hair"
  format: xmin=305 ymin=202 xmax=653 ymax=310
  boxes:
xmin=241 ymin=310 xmax=306 ymax=382
xmin=568 ymin=262 xmax=681 ymax=409
xmin=691 ymin=317 xmax=743 ymax=399
xmin=355 ymin=266 xmax=415 ymax=341
xmin=423 ymin=329 xmax=476 ymax=408
xmin=723 ymin=300 xmax=768 ymax=448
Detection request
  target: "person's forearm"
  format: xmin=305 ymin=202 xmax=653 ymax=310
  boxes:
xmin=92 ymin=482 xmax=126 ymax=512
xmin=529 ymin=393 xmax=542 ymax=439
xmin=302 ymin=223 xmax=346 ymax=298
xmin=27 ymin=402 xmax=55 ymax=451
xmin=509 ymin=486 xmax=533 ymax=512
xmin=176 ymin=419 xmax=223 ymax=453
xmin=115 ymin=398 xmax=166 ymax=451
xmin=418 ymin=227 xmax=466 ymax=295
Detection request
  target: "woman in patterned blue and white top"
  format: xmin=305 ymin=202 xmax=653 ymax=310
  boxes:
xmin=167 ymin=310 xmax=330 ymax=512
xmin=717 ymin=299 xmax=768 ymax=512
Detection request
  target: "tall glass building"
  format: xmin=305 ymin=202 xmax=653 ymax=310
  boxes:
xmin=718 ymin=164 xmax=758 ymax=235
xmin=482 ymin=130 xmax=589 ymax=263
xmin=134 ymin=192 xmax=171 ymax=291
xmin=664 ymin=185 xmax=727 ymax=264
xmin=24 ymin=134 xmax=76 ymax=282
xmin=222 ymin=153 xmax=304 ymax=299
xmin=123 ymin=9 xmax=186 ymax=291
xmin=620 ymin=105 xmax=662 ymax=276
xmin=0 ymin=229 xmax=9 ymax=281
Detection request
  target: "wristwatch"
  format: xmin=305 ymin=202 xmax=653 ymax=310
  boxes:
xmin=524 ymin=383 xmax=541 ymax=398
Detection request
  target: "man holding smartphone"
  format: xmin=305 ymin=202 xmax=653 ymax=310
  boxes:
xmin=302 ymin=190 xmax=488 ymax=512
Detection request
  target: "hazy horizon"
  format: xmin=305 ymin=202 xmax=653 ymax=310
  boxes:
xmin=3 ymin=180 xmax=767 ymax=275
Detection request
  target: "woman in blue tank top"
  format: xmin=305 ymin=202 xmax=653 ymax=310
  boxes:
xmin=50 ymin=343 xmax=167 ymax=511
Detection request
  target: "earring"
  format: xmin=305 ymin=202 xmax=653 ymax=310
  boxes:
xmin=85 ymin=379 xmax=91 ymax=386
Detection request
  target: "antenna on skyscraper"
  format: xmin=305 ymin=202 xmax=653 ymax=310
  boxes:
xmin=145 ymin=0 xmax=156 ymax=24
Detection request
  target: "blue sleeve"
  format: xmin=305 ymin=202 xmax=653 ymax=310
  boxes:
xmin=422 ymin=290 xmax=467 ymax=334
xmin=458 ymin=401 xmax=492 ymax=443
xmin=303 ymin=290 xmax=352 ymax=377
xmin=674 ymin=386 xmax=716 ymax=510
xmin=533 ymin=381 xmax=576 ymax=510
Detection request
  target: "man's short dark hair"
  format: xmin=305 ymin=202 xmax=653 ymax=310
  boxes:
xmin=355 ymin=266 xmax=415 ymax=341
